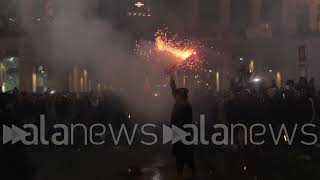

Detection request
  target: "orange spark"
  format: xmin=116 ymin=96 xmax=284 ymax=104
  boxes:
xmin=155 ymin=31 xmax=194 ymax=61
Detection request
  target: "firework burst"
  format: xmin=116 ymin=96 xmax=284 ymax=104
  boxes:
xmin=155 ymin=30 xmax=194 ymax=61
xmin=154 ymin=29 xmax=202 ymax=70
xmin=134 ymin=28 xmax=203 ymax=70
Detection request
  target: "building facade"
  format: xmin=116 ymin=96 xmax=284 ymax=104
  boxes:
xmin=188 ymin=0 xmax=320 ymax=87
xmin=0 ymin=0 xmax=99 ymax=93
xmin=1 ymin=0 xmax=320 ymax=92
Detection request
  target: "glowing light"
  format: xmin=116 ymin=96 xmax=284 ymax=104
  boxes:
xmin=216 ymin=72 xmax=220 ymax=92
xmin=128 ymin=114 xmax=131 ymax=119
xmin=2 ymin=84 xmax=5 ymax=92
xmin=135 ymin=2 xmax=144 ymax=8
xmin=136 ymin=28 xmax=203 ymax=70
xmin=276 ymin=72 xmax=282 ymax=88
xmin=155 ymin=30 xmax=194 ymax=61
xmin=249 ymin=60 xmax=255 ymax=73
xmin=284 ymin=135 xmax=288 ymax=142
xmin=253 ymin=78 xmax=261 ymax=83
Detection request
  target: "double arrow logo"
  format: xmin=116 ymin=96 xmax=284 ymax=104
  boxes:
xmin=162 ymin=125 xmax=190 ymax=144
xmin=2 ymin=123 xmax=192 ymax=145
xmin=2 ymin=125 xmax=30 ymax=144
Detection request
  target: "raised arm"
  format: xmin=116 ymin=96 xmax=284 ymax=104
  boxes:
xmin=170 ymin=74 xmax=177 ymax=97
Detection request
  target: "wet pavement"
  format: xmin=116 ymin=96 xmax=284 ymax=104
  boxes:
xmin=25 ymin=143 xmax=320 ymax=180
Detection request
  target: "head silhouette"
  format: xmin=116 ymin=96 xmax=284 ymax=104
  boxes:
xmin=175 ymin=88 xmax=189 ymax=103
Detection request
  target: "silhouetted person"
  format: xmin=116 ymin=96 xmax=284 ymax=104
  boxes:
xmin=170 ymin=75 xmax=195 ymax=178
xmin=12 ymin=87 xmax=19 ymax=96
xmin=296 ymin=77 xmax=308 ymax=91
xmin=308 ymin=78 xmax=316 ymax=96
xmin=285 ymin=80 xmax=295 ymax=90
xmin=271 ymin=79 xmax=277 ymax=89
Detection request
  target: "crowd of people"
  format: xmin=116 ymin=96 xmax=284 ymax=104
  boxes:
xmin=167 ymin=74 xmax=320 ymax=177
xmin=0 ymin=88 xmax=128 ymax=145
xmin=193 ymin=77 xmax=320 ymax=160
xmin=1 ymin=77 xmax=319 ymax=144
xmin=1 ymin=76 xmax=320 ymax=179
xmin=228 ymin=77 xmax=319 ymax=150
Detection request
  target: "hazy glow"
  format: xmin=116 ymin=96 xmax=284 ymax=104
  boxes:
xmin=155 ymin=31 xmax=194 ymax=61
xmin=135 ymin=2 xmax=144 ymax=8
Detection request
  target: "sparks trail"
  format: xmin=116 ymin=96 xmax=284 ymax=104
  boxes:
xmin=155 ymin=30 xmax=194 ymax=61
xmin=154 ymin=29 xmax=203 ymax=70
xmin=134 ymin=29 xmax=204 ymax=70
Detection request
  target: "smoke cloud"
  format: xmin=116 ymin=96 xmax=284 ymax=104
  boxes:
xmin=17 ymin=0 xmax=172 ymax=121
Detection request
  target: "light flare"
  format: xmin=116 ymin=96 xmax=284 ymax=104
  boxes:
xmin=155 ymin=30 xmax=195 ymax=62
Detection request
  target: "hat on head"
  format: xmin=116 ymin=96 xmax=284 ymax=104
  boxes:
xmin=175 ymin=88 xmax=189 ymax=99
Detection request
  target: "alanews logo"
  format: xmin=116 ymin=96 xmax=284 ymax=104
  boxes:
xmin=2 ymin=114 xmax=319 ymax=146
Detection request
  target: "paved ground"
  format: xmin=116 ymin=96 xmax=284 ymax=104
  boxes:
xmin=23 ymin=142 xmax=320 ymax=180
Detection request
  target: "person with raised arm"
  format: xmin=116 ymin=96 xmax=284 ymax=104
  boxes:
xmin=169 ymin=71 xmax=195 ymax=179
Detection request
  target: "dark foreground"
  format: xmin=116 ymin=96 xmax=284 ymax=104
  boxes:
xmin=7 ymin=141 xmax=318 ymax=180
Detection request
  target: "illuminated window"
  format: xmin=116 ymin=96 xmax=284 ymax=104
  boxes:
xmin=134 ymin=1 xmax=144 ymax=8
xmin=36 ymin=66 xmax=48 ymax=93
xmin=1 ymin=57 xmax=19 ymax=92
xmin=128 ymin=1 xmax=152 ymax=18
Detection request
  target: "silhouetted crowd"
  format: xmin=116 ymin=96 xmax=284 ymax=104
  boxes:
xmin=0 ymin=77 xmax=319 ymax=149
xmin=1 ymin=77 xmax=319 ymax=147
xmin=0 ymin=89 xmax=128 ymax=145
xmin=188 ymin=77 xmax=320 ymax=156
xmin=1 ymin=77 xmax=320 ymax=180
xmin=225 ymin=77 xmax=319 ymax=130
xmin=221 ymin=77 xmax=320 ymax=157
